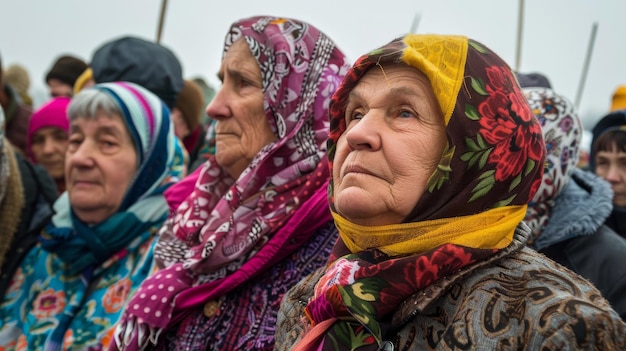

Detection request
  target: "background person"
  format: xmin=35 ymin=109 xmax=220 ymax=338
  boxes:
xmin=0 ymin=106 xmax=57 ymax=299
xmin=0 ymin=52 xmax=31 ymax=154
xmin=523 ymin=86 xmax=626 ymax=320
xmin=274 ymin=34 xmax=626 ymax=351
xmin=27 ymin=96 xmax=71 ymax=193
xmin=0 ymin=82 xmax=183 ymax=350
xmin=589 ymin=110 xmax=626 ymax=238
xmin=111 ymin=15 xmax=350 ymax=351
xmin=44 ymin=55 xmax=88 ymax=97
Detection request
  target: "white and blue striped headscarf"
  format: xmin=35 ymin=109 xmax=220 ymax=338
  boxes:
xmin=42 ymin=81 xmax=185 ymax=275
xmin=95 ymin=81 xmax=185 ymax=209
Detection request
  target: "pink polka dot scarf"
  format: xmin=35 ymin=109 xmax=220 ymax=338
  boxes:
xmin=112 ymin=16 xmax=349 ymax=350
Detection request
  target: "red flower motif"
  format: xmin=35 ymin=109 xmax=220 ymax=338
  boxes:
xmin=478 ymin=66 xmax=543 ymax=181
xmin=32 ymin=289 xmax=66 ymax=319
xmin=103 ymin=278 xmax=132 ymax=313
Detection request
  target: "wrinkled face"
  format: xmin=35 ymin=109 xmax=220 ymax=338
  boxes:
xmin=66 ymin=111 xmax=137 ymax=224
xmin=206 ymin=39 xmax=276 ymax=179
xmin=30 ymin=127 xmax=68 ymax=179
xmin=595 ymin=146 xmax=626 ymax=207
xmin=332 ymin=65 xmax=446 ymax=226
xmin=48 ymin=79 xmax=73 ymax=97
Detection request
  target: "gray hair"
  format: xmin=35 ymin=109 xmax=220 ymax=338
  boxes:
xmin=67 ymin=88 xmax=121 ymax=121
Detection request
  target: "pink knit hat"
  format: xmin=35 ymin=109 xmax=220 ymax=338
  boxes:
xmin=27 ymin=97 xmax=71 ymax=162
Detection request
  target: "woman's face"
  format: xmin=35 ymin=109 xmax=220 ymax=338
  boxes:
xmin=332 ymin=65 xmax=446 ymax=226
xmin=30 ymin=126 xmax=68 ymax=179
xmin=595 ymin=145 xmax=626 ymax=207
xmin=65 ymin=111 xmax=137 ymax=224
xmin=206 ymin=39 xmax=276 ymax=179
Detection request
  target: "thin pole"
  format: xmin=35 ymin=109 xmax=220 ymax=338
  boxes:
xmin=575 ymin=22 xmax=599 ymax=109
xmin=156 ymin=0 xmax=169 ymax=44
xmin=515 ymin=0 xmax=525 ymax=71
xmin=409 ymin=13 xmax=421 ymax=34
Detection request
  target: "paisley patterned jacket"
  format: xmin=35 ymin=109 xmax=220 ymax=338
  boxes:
xmin=275 ymin=224 xmax=626 ymax=350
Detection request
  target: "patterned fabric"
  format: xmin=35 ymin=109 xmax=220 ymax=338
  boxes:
xmin=522 ymin=87 xmax=584 ymax=248
xmin=0 ymin=82 xmax=182 ymax=351
xmin=162 ymin=221 xmax=338 ymax=351
xmin=0 ymin=107 xmax=26 ymax=270
xmin=275 ymin=227 xmax=626 ymax=350
xmin=297 ymin=34 xmax=546 ymax=351
xmin=112 ymin=16 xmax=350 ymax=350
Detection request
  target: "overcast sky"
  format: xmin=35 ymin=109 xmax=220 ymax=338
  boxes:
xmin=1 ymin=0 xmax=624 ymax=129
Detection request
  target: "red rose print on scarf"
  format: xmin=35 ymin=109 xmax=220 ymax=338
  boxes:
xmin=478 ymin=66 xmax=543 ymax=182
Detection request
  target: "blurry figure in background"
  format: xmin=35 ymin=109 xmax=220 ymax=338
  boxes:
xmin=0 ymin=82 xmax=184 ymax=350
xmin=524 ymin=87 xmax=626 ymax=320
xmin=0 ymin=52 xmax=32 ymax=155
xmin=3 ymin=64 xmax=33 ymax=107
xmin=27 ymin=97 xmax=71 ymax=194
xmin=590 ymin=111 xmax=626 ymax=238
xmin=188 ymin=76 xmax=217 ymax=172
xmin=90 ymin=36 xmax=183 ymax=111
xmin=89 ymin=35 xmax=187 ymax=174
xmin=515 ymin=71 xmax=552 ymax=89
xmin=171 ymin=79 xmax=206 ymax=167
xmin=610 ymin=85 xmax=626 ymax=111
xmin=45 ymin=55 xmax=88 ymax=97
xmin=0 ymin=105 xmax=57 ymax=300
xmin=273 ymin=34 xmax=626 ymax=351
xmin=111 ymin=16 xmax=350 ymax=351
xmin=191 ymin=76 xmax=216 ymax=128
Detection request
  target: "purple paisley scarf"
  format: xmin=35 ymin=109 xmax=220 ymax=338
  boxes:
xmin=112 ymin=16 xmax=349 ymax=350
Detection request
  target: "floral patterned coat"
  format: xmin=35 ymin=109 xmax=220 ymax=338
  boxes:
xmin=0 ymin=236 xmax=156 ymax=350
xmin=274 ymin=225 xmax=626 ymax=350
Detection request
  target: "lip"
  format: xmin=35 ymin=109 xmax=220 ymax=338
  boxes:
xmin=71 ymin=179 xmax=100 ymax=187
xmin=343 ymin=164 xmax=376 ymax=178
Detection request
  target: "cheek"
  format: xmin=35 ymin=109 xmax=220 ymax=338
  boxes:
xmin=331 ymin=138 xmax=350 ymax=186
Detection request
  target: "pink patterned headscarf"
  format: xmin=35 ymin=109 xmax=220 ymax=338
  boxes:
xmin=112 ymin=16 xmax=349 ymax=349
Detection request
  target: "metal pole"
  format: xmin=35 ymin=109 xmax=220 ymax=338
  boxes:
xmin=575 ymin=22 xmax=599 ymax=109
xmin=515 ymin=0 xmax=525 ymax=71
xmin=156 ymin=0 xmax=169 ymax=44
xmin=410 ymin=13 xmax=421 ymax=34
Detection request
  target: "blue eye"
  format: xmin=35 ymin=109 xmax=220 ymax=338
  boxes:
xmin=399 ymin=110 xmax=415 ymax=118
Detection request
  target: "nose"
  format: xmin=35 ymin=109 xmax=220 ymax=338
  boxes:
xmin=42 ymin=138 xmax=56 ymax=155
xmin=67 ymin=140 xmax=96 ymax=168
xmin=605 ymin=164 xmax=622 ymax=183
xmin=344 ymin=111 xmax=382 ymax=151
xmin=205 ymin=86 xmax=231 ymax=121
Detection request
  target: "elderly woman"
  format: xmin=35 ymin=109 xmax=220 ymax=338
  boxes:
xmin=27 ymin=96 xmax=71 ymax=193
xmin=110 ymin=16 xmax=349 ymax=351
xmin=274 ymin=35 xmax=626 ymax=350
xmin=523 ymin=87 xmax=626 ymax=320
xmin=0 ymin=82 xmax=183 ymax=350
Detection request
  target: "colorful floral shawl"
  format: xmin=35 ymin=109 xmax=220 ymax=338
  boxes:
xmin=0 ymin=82 xmax=183 ymax=351
xmin=522 ymin=88 xmax=584 ymax=249
xmin=112 ymin=16 xmax=350 ymax=350
xmin=296 ymin=35 xmax=545 ymax=351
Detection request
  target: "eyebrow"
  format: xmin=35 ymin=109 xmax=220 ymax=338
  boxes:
xmin=348 ymin=85 xmax=424 ymax=102
xmin=70 ymin=124 xmax=124 ymax=138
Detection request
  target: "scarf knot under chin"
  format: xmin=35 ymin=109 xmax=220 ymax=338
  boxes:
xmin=40 ymin=192 xmax=169 ymax=276
xmin=295 ymin=205 xmax=526 ymax=351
